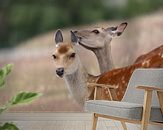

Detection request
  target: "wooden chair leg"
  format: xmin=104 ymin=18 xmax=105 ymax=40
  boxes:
xmin=93 ymin=87 xmax=97 ymax=100
xmin=92 ymin=113 xmax=98 ymax=130
xmin=157 ymin=91 xmax=163 ymax=114
xmin=121 ymin=121 xmax=127 ymax=130
xmin=141 ymin=90 xmax=152 ymax=130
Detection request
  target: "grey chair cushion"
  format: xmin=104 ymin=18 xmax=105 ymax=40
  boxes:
xmin=85 ymin=100 xmax=163 ymax=123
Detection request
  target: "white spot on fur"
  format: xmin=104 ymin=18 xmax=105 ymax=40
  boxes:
xmin=142 ymin=59 xmax=150 ymax=67
xmin=56 ymin=44 xmax=59 ymax=48
xmin=122 ymin=80 xmax=126 ymax=84
xmin=161 ymin=54 xmax=163 ymax=58
xmin=158 ymin=52 xmax=162 ymax=56
xmin=121 ymin=76 xmax=125 ymax=80
xmin=142 ymin=62 xmax=145 ymax=66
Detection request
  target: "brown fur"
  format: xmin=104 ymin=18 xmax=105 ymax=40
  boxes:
xmin=54 ymin=35 xmax=163 ymax=103
xmin=134 ymin=45 xmax=163 ymax=63
xmin=58 ymin=44 xmax=71 ymax=54
xmin=91 ymin=45 xmax=163 ymax=101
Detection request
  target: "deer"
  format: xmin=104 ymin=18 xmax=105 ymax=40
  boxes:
xmin=133 ymin=45 xmax=163 ymax=64
xmin=52 ymin=29 xmax=163 ymax=106
xmin=73 ymin=22 xmax=128 ymax=73
xmin=52 ymin=30 xmax=101 ymax=107
xmin=89 ymin=44 xmax=163 ymax=101
xmin=73 ymin=24 xmax=163 ymax=100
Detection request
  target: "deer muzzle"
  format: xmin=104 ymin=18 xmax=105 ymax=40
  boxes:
xmin=56 ymin=68 xmax=64 ymax=78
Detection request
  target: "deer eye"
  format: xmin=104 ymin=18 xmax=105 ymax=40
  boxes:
xmin=70 ymin=53 xmax=76 ymax=58
xmin=52 ymin=54 xmax=57 ymax=59
xmin=92 ymin=29 xmax=99 ymax=34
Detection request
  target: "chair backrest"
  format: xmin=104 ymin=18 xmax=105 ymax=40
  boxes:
xmin=122 ymin=68 xmax=163 ymax=107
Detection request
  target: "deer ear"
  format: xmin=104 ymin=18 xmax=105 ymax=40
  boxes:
xmin=106 ymin=22 xmax=128 ymax=37
xmin=71 ymin=31 xmax=78 ymax=44
xmin=55 ymin=29 xmax=63 ymax=46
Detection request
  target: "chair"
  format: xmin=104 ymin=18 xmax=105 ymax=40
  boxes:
xmin=85 ymin=68 xmax=163 ymax=130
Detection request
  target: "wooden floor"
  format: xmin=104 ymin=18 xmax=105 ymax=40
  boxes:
xmin=0 ymin=113 xmax=140 ymax=130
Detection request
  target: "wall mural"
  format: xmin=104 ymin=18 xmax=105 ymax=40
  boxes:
xmin=0 ymin=11 xmax=163 ymax=112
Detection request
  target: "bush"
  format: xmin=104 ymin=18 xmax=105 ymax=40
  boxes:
xmin=0 ymin=64 xmax=42 ymax=130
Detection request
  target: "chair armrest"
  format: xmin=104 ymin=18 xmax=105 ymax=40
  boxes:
xmin=87 ymin=83 xmax=118 ymax=89
xmin=88 ymin=83 xmax=118 ymax=100
xmin=136 ymin=86 xmax=163 ymax=92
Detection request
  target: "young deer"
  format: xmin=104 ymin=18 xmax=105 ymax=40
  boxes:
xmin=74 ymin=22 xmax=127 ymax=73
xmin=52 ymin=30 xmax=100 ymax=106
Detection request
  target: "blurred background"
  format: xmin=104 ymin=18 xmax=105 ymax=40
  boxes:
xmin=0 ymin=0 xmax=163 ymax=112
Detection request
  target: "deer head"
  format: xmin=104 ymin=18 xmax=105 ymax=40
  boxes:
xmin=52 ymin=30 xmax=79 ymax=78
xmin=72 ymin=22 xmax=128 ymax=73
xmin=73 ymin=22 xmax=127 ymax=49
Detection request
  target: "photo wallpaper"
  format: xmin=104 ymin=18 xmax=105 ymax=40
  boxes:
xmin=0 ymin=0 xmax=163 ymax=112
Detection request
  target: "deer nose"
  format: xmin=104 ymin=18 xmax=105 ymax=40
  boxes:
xmin=56 ymin=68 xmax=64 ymax=77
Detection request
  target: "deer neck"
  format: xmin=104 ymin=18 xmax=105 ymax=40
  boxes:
xmin=64 ymin=61 xmax=89 ymax=106
xmin=93 ymin=42 xmax=114 ymax=73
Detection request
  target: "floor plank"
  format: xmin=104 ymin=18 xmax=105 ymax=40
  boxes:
xmin=0 ymin=112 xmax=138 ymax=130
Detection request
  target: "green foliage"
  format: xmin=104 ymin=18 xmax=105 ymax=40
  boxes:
xmin=0 ymin=0 xmax=163 ymax=48
xmin=0 ymin=64 xmax=13 ymax=88
xmin=10 ymin=92 xmax=42 ymax=105
xmin=0 ymin=64 xmax=42 ymax=129
xmin=0 ymin=106 xmax=7 ymax=114
xmin=0 ymin=92 xmax=41 ymax=114
xmin=0 ymin=123 xmax=19 ymax=130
